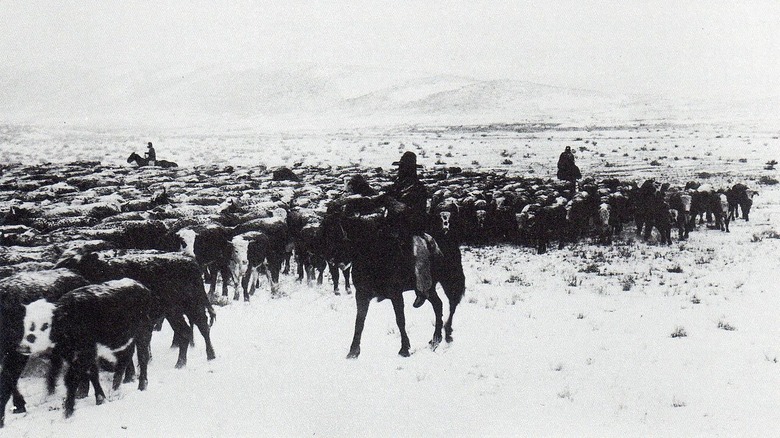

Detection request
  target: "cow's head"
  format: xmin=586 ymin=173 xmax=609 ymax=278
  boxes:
xmin=177 ymin=229 xmax=197 ymax=258
xmin=230 ymin=235 xmax=250 ymax=284
xmin=18 ymin=299 xmax=56 ymax=355
xmin=439 ymin=211 xmax=452 ymax=233
xmin=475 ymin=210 xmax=487 ymax=228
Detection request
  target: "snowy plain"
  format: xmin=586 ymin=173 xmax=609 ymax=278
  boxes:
xmin=1 ymin=116 xmax=780 ymax=438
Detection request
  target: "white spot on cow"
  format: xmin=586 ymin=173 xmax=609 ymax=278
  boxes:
xmin=719 ymin=193 xmax=729 ymax=212
xmin=680 ymin=194 xmax=692 ymax=212
xmin=19 ymin=299 xmax=56 ymax=355
xmin=177 ymin=229 xmax=197 ymax=258
xmin=96 ymin=338 xmax=135 ymax=364
xmin=105 ymin=278 xmax=141 ymax=289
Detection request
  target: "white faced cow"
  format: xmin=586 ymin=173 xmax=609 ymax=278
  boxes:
xmin=19 ymin=279 xmax=155 ymax=419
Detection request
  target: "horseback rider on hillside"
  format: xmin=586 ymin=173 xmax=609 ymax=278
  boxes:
xmin=380 ymin=151 xmax=434 ymax=309
xmin=144 ymin=142 xmax=156 ymax=166
xmin=557 ymin=146 xmax=581 ymax=191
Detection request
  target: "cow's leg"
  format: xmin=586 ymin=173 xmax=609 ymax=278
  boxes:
xmin=742 ymin=200 xmax=752 ymax=221
xmin=296 ymin=253 xmax=305 ymax=282
xmin=427 ymin=288 xmax=444 ymax=350
xmin=643 ymin=219 xmax=653 ymax=241
xmin=329 ymin=262 xmax=340 ymax=294
xmin=63 ymin=359 xmax=86 ymax=418
xmin=75 ymin=376 xmax=90 ymax=399
xmin=123 ymin=357 xmax=136 ymax=384
xmin=282 ymin=249 xmax=293 ymax=275
xmin=190 ymin=310 xmax=216 ymax=361
xmin=10 ymin=387 xmax=25 ymax=415
xmin=203 ymin=267 xmax=218 ymax=297
xmin=219 ymin=264 xmax=231 ymax=297
xmin=88 ymin=364 xmax=105 ymax=406
xmin=112 ymin=344 xmax=135 ymax=390
xmin=1 ymin=352 xmax=30 ymax=426
xmin=136 ymin=328 xmax=152 ymax=391
xmin=391 ymin=296 xmax=411 ymax=357
xmin=47 ymin=353 xmax=63 ymax=395
xmin=241 ymin=270 xmax=252 ymax=301
xmin=305 ymin=262 xmax=315 ymax=287
xmin=167 ymin=314 xmax=192 ymax=368
xmin=347 ymin=294 xmax=371 ymax=359
xmin=268 ymin=257 xmax=282 ymax=296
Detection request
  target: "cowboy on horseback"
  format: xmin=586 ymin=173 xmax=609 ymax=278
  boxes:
xmin=557 ymin=146 xmax=581 ymax=191
xmin=381 ymin=151 xmax=434 ymax=309
xmin=144 ymin=142 xmax=156 ymax=166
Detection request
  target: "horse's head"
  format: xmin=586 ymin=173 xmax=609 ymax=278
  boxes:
xmin=127 ymin=152 xmax=140 ymax=164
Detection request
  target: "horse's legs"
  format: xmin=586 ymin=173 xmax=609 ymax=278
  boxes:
xmin=427 ymin=288 xmax=444 ymax=350
xmin=347 ymin=294 xmax=371 ymax=359
xmin=391 ymin=296 xmax=411 ymax=357
xmin=343 ymin=265 xmax=352 ymax=294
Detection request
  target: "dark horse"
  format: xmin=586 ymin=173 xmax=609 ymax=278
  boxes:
xmin=322 ymin=198 xmax=465 ymax=358
xmin=127 ymin=152 xmax=178 ymax=168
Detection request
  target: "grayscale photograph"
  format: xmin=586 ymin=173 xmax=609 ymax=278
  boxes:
xmin=1 ymin=1 xmax=779 ymax=436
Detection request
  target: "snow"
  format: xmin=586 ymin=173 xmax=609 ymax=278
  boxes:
xmin=2 ymin=179 xmax=779 ymax=436
xmin=2 ymin=88 xmax=780 ymax=436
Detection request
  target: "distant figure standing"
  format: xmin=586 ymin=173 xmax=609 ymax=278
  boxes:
xmin=557 ymin=146 xmax=581 ymax=190
xmin=144 ymin=142 xmax=156 ymax=166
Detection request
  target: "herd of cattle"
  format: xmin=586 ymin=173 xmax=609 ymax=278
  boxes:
xmin=0 ymin=160 xmax=758 ymax=425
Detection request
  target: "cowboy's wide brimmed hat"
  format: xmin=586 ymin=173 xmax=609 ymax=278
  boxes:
xmin=392 ymin=151 xmax=423 ymax=168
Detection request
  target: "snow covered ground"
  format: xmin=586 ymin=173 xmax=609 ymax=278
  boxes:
xmin=2 ymin=119 xmax=780 ymax=437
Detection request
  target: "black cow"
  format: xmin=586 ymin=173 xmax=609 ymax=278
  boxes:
xmin=727 ymin=183 xmax=757 ymax=222
xmin=54 ymin=251 xmax=216 ymax=368
xmin=233 ymin=216 xmax=289 ymax=296
xmin=633 ymin=180 xmax=672 ymax=244
xmin=294 ymin=223 xmax=328 ymax=287
xmin=174 ymin=225 xmax=235 ymax=299
xmin=427 ymin=203 xmax=467 ymax=343
xmin=18 ymin=279 xmax=156 ymax=419
xmin=88 ymin=220 xmax=170 ymax=250
xmin=0 ymin=269 xmax=90 ymax=428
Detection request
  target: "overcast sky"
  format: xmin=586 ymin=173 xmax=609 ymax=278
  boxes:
xmin=2 ymin=0 xmax=779 ymax=99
